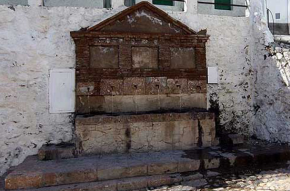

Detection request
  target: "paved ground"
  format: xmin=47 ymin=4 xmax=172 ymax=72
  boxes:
xmin=150 ymin=163 xmax=290 ymax=191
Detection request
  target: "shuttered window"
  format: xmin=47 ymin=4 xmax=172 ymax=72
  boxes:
xmin=215 ymin=0 xmax=231 ymax=10
xmin=153 ymin=0 xmax=173 ymax=6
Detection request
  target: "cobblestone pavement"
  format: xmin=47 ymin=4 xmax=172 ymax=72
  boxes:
xmin=150 ymin=163 xmax=290 ymax=191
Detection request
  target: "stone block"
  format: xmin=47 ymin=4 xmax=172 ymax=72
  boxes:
xmin=181 ymin=94 xmax=207 ymax=109
xmin=228 ymin=134 xmax=244 ymax=145
xmin=75 ymin=112 xmax=215 ymax=155
xmin=148 ymin=162 xmax=178 ymax=175
xmin=167 ymin=79 xmax=188 ymax=94
xmin=204 ymin=158 xmax=220 ymax=169
xmin=5 ymin=172 xmax=43 ymax=190
xmin=130 ymin=122 xmax=152 ymax=152
xmin=117 ymin=177 xmax=148 ymax=191
xmin=172 ymin=120 xmax=199 ymax=150
xmin=38 ymin=143 xmax=76 ymax=161
xmin=188 ymin=80 xmax=207 ymax=94
xmin=42 ymin=173 xmax=58 ymax=187
xmin=98 ymin=165 xmax=147 ymax=181
xmin=77 ymin=124 xmax=127 ymax=155
xmin=77 ymin=94 xmax=207 ymax=114
xmin=132 ymin=47 xmax=158 ymax=69
xmin=56 ymin=169 xmax=98 ymax=185
xmin=200 ymin=117 xmax=216 ymax=147
xmin=170 ymin=47 xmax=196 ymax=69
xmin=178 ymin=159 xmax=200 ymax=172
xmin=123 ymin=77 xmax=145 ymax=95
xmin=100 ymin=79 xmax=123 ymax=96
xmin=148 ymin=122 xmax=174 ymax=151
xmin=90 ymin=46 xmax=119 ymax=68
xmin=147 ymin=174 xmax=182 ymax=188
xmin=220 ymin=134 xmax=244 ymax=146
xmin=145 ymin=77 xmax=167 ymax=95
xmin=76 ymin=82 xmax=98 ymax=96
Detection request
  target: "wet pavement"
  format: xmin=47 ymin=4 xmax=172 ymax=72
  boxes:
xmin=150 ymin=162 xmax=290 ymax=191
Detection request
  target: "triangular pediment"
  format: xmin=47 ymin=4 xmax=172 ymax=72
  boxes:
xmin=88 ymin=2 xmax=196 ymax=35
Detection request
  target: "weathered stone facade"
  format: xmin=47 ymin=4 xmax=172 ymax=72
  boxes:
xmin=72 ymin=2 xmax=209 ymax=115
xmin=0 ymin=0 xmax=272 ymax=176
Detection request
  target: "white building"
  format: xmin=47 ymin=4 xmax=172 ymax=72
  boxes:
xmin=265 ymin=0 xmax=290 ymax=35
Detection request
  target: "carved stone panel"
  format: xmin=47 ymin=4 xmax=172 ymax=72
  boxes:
xmin=171 ymin=47 xmax=196 ymax=69
xmin=132 ymin=47 xmax=158 ymax=69
xmin=90 ymin=46 xmax=119 ymax=68
xmin=123 ymin=77 xmax=146 ymax=95
xmin=167 ymin=79 xmax=188 ymax=94
xmin=145 ymin=77 xmax=167 ymax=95
xmin=100 ymin=79 xmax=123 ymax=95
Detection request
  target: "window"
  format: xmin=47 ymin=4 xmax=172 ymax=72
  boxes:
xmin=43 ymin=0 xmax=111 ymax=8
xmin=215 ymin=0 xmax=231 ymax=10
xmin=124 ymin=0 xmax=135 ymax=7
xmin=0 ymin=0 xmax=28 ymax=6
xmin=276 ymin=13 xmax=281 ymax=20
xmin=153 ymin=0 xmax=173 ymax=6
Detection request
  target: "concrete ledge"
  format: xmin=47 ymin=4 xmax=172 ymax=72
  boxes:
xmin=0 ymin=0 xmax=28 ymax=6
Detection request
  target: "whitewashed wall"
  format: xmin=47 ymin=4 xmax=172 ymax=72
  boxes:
xmin=266 ymin=0 xmax=288 ymax=24
xmin=197 ymin=0 xmax=247 ymax=17
xmin=0 ymin=0 xmax=269 ymax=176
xmin=252 ymin=42 xmax=290 ymax=143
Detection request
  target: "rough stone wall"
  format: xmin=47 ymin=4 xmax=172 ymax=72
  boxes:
xmin=253 ymin=42 xmax=290 ymax=143
xmin=0 ymin=1 xmax=255 ymax=175
xmin=179 ymin=14 xmax=254 ymax=135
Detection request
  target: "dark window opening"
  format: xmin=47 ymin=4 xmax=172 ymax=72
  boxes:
xmin=104 ymin=0 xmax=111 ymax=8
xmin=215 ymin=0 xmax=231 ymax=10
xmin=276 ymin=13 xmax=281 ymax=20
xmin=124 ymin=0 xmax=135 ymax=7
xmin=153 ymin=0 xmax=174 ymax=6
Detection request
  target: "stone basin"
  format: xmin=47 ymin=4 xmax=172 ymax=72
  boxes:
xmin=75 ymin=111 xmax=216 ymax=155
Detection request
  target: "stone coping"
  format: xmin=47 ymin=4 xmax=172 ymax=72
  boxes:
xmin=75 ymin=111 xmax=215 ymax=125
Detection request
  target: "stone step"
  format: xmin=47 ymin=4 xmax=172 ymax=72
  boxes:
xmin=18 ymin=173 xmax=191 ymax=191
xmin=5 ymin=143 xmax=290 ymax=190
xmin=38 ymin=143 xmax=77 ymax=161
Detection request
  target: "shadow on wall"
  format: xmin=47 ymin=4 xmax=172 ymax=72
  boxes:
xmin=253 ymin=42 xmax=290 ymax=143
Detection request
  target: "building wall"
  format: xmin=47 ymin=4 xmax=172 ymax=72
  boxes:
xmin=266 ymin=0 xmax=289 ymax=35
xmin=197 ymin=0 xmax=247 ymax=17
xmin=0 ymin=0 xmax=269 ymax=176
xmin=266 ymin=0 xmax=288 ymax=24
xmin=135 ymin=0 xmax=184 ymax=11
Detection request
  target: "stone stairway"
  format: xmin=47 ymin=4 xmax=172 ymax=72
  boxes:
xmin=3 ymin=140 xmax=290 ymax=191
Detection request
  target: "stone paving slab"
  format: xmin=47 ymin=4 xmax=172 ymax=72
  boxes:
xmin=151 ymin=162 xmax=290 ymax=191
xmin=4 ymin=142 xmax=290 ymax=190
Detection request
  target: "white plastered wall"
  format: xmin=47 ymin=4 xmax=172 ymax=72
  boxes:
xmin=0 ymin=0 xmax=271 ymax=175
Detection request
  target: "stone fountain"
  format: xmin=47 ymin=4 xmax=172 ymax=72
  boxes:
xmin=71 ymin=2 xmax=216 ymax=155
